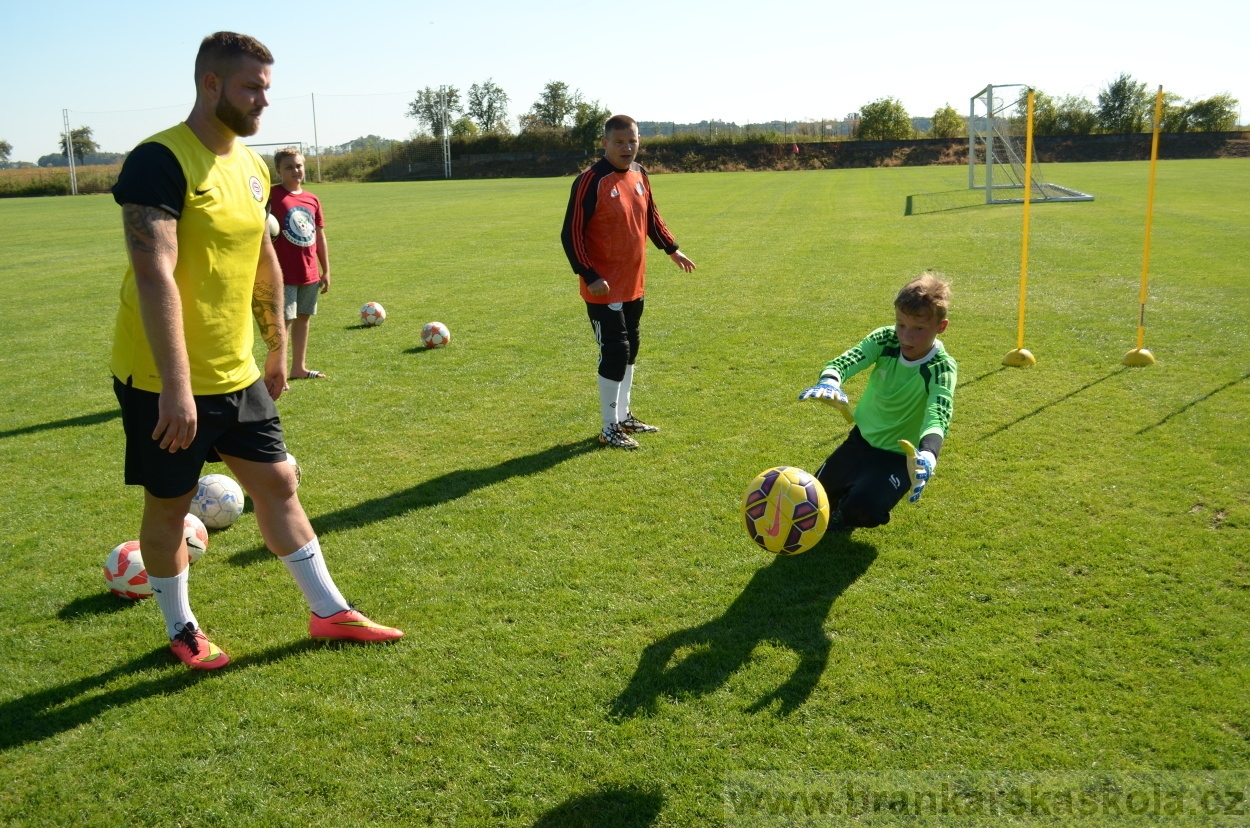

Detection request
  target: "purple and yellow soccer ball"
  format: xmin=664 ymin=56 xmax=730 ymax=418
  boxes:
xmin=741 ymin=466 xmax=830 ymax=555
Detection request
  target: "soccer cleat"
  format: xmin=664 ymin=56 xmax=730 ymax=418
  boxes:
xmin=598 ymin=423 xmax=639 ymax=450
xmin=618 ymin=412 xmax=659 ymax=434
xmin=826 ymin=509 xmax=853 ymax=534
xmin=310 ymin=608 xmax=404 ymax=643
xmin=169 ymin=623 xmax=230 ymax=670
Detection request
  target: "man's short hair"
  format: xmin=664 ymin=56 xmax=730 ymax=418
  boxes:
xmin=194 ymin=32 xmax=273 ymax=86
xmin=274 ymin=147 xmax=303 ymax=169
xmin=895 ymin=272 xmax=951 ymax=322
xmin=604 ymin=114 xmax=638 ymax=136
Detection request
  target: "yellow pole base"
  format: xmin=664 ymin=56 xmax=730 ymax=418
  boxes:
xmin=1122 ymin=348 xmax=1156 ymax=367
xmin=1002 ymin=348 xmax=1036 ymax=367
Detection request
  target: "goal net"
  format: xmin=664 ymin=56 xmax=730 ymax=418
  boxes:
xmin=968 ymin=84 xmax=1093 ymax=204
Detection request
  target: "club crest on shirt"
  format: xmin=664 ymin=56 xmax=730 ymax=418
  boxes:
xmin=249 ymin=176 xmax=264 ymax=201
xmin=635 ymin=181 xmax=645 ymax=195
xmin=610 ymin=187 xmax=619 ymax=198
xmin=282 ymin=206 xmax=317 ymax=248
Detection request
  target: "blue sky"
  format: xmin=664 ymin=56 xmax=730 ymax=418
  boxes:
xmin=1 ymin=0 xmax=1245 ymax=163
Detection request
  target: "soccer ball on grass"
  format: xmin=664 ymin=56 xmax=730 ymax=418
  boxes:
xmin=361 ymin=302 xmax=386 ymax=326
xmin=741 ymin=466 xmax=830 ymax=555
xmin=191 ymin=473 xmax=245 ymax=530
xmin=104 ymin=540 xmax=152 ymax=599
xmin=421 ymin=321 xmax=450 ymax=348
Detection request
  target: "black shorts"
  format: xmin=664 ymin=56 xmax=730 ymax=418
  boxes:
xmin=113 ymin=376 xmax=287 ymax=498
xmin=586 ymin=297 xmax=644 ymax=381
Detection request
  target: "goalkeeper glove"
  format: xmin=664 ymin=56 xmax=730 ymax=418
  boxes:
xmin=898 ymin=439 xmax=936 ymax=503
xmin=798 ymin=377 xmax=854 ymax=424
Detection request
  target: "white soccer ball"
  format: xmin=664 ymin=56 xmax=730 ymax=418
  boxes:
xmin=191 ymin=473 xmax=246 ymax=529
xmin=104 ymin=540 xmax=152 ymax=599
xmin=421 ymin=321 xmax=450 ymax=348
xmin=266 ymin=212 xmax=280 ymax=240
xmin=183 ymin=513 xmax=209 ymax=564
xmin=361 ymin=302 xmax=386 ymax=327
xmin=285 ymin=452 xmax=301 ymax=488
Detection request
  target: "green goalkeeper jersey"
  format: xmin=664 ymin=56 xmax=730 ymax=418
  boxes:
xmin=821 ymin=326 xmax=957 ymax=454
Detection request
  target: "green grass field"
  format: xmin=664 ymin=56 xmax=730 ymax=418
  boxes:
xmin=0 ymin=160 xmax=1247 ymax=827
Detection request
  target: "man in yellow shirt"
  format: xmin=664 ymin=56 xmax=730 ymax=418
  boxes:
xmin=112 ymin=31 xmax=401 ymax=670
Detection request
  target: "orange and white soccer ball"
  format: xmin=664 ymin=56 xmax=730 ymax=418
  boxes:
xmin=361 ymin=302 xmax=386 ymax=326
xmin=191 ymin=473 xmax=245 ymax=530
xmin=104 ymin=541 xmax=152 ymax=599
xmin=741 ymin=466 xmax=830 ymax=555
xmin=421 ymin=321 xmax=450 ymax=348
xmin=183 ymin=513 xmax=209 ymax=564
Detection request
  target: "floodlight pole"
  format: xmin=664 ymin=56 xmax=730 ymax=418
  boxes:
xmin=62 ymin=109 xmax=78 ymax=195
xmin=311 ymin=93 xmax=322 ymax=183
xmin=1003 ymin=88 xmax=1037 ymax=367
xmin=1124 ymin=86 xmax=1165 ymax=367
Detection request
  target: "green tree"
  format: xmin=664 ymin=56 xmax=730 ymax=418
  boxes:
xmin=1185 ymin=94 xmax=1239 ymax=132
xmin=571 ymin=100 xmax=611 ymax=150
xmin=450 ymin=116 xmax=478 ymax=138
xmin=406 ymin=86 xmax=462 ymax=138
xmin=0 ymin=139 xmax=12 ymax=164
xmin=467 ymin=79 xmax=510 ymax=134
xmin=59 ymin=126 xmax=98 ymax=162
xmin=928 ymin=103 xmax=965 ymax=138
xmin=1096 ymin=73 xmax=1152 ymax=133
xmin=856 ymin=98 xmax=913 ymax=140
xmin=1054 ymin=94 xmax=1098 ymax=134
xmin=530 ymin=81 xmax=581 ymax=129
xmin=1159 ymin=91 xmax=1189 ymax=132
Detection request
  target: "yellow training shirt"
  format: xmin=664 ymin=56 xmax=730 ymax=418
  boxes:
xmin=111 ymin=123 xmax=269 ymax=395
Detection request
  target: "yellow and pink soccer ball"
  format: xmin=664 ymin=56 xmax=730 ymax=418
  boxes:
xmin=361 ymin=302 xmax=386 ymax=326
xmin=741 ymin=466 xmax=830 ymax=555
xmin=104 ymin=541 xmax=152 ymax=599
xmin=421 ymin=321 xmax=450 ymax=348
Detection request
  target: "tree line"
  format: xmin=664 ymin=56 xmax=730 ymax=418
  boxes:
xmin=858 ymin=73 xmax=1239 ymax=141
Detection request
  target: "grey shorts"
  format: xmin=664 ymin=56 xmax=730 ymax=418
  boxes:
xmin=284 ymin=283 xmax=320 ymax=320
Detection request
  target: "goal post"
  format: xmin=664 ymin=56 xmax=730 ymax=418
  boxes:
xmin=969 ymin=84 xmax=1093 ymax=204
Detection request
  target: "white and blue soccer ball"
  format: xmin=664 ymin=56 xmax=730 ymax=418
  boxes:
xmin=191 ymin=474 xmax=245 ymax=529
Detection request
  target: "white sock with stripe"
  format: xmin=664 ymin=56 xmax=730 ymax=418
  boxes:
xmin=278 ymin=537 xmax=350 ymax=617
xmin=597 ymin=374 xmax=620 ymax=428
xmin=149 ymin=568 xmax=197 ymax=640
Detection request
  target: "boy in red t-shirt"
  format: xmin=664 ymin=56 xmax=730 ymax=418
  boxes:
xmin=269 ymin=148 xmax=331 ymax=379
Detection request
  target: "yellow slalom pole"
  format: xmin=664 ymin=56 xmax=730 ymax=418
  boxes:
xmin=1003 ymin=88 xmax=1038 ymax=367
xmin=1124 ymin=86 xmax=1164 ymax=367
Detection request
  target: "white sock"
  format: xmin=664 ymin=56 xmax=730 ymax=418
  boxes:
xmin=620 ymin=364 xmax=635 ymax=418
xmin=278 ymin=537 xmax=350 ymax=617
xmin=149 ymin=568 xmax=197 ymax=640
xmin=597 ymin=374 xmax=620 ymax=428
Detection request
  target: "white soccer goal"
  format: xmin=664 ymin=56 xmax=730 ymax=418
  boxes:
xmin=968 ymin=84 xmax=1093 ymax=204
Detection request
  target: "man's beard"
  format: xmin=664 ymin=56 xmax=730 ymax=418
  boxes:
xmin=216 ymin=95 xmax=260 ymax=137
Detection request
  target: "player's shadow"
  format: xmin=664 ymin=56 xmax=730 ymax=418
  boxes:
xmin=227 ymin=438 xmax=599 ymax=566
xmin=0 ymin=409 xmax=119 ymax=441
xmin=56 ymin=592 xmax=135 ymax=620
xmin=904 ymin=189 xmax=987 ymax=216
xmin=1138 ymin=369 xmax=1250 ymax=435
xmin=610 ymin=534 xmax=876 ymax=718
xmin=531 ymin=784 xmax=664 ymax=828
xmin=0 ymin=639 xmax=318 ymax=752
xmin=976 ymin=367 xmax=1126 ymax=441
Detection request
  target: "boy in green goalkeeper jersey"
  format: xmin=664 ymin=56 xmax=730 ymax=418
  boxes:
xmin=798 ymin=273 xmax=956 ymax=530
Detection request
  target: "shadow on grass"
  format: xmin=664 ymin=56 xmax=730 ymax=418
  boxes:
xmin=956 ymin=365 xmax=1007 ymax=390
xmin=0 ymin=639 xmax=319 ymax=752
xmin=1137 ymin=370 xmax=1250 ymax=435
xmin=610 ymin=534 xmax=877 ymax=718
xmin=531 ymin=784 xmax=664 ymax=828
xmin=56 ymin=592 xmax=135 ymax=621
xmin=227 ymin=438 xmax=599 ymax=566
xmin=904 ymin=189 xmax=988 ymax=216
xmin=976 ymin=367 xmax=1126 ymax=442
xmin=0 ymin=409 xmax=119 ymax=441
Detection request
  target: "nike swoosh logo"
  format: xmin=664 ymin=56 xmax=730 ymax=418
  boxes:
xmin=766 ymin=489 xmax=784 ymax=537
xmin=195 ymin=187 xmax=213 ymax=195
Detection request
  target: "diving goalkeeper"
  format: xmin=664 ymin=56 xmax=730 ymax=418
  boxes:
xmin=798 ymin=273 xmax=957 ymax=530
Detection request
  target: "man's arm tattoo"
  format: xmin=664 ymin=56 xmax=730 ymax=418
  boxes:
xmin=122 ymin=204 xmax=175 ymax=257
xmin=252 ymin=278 xmax=283 ymax=352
